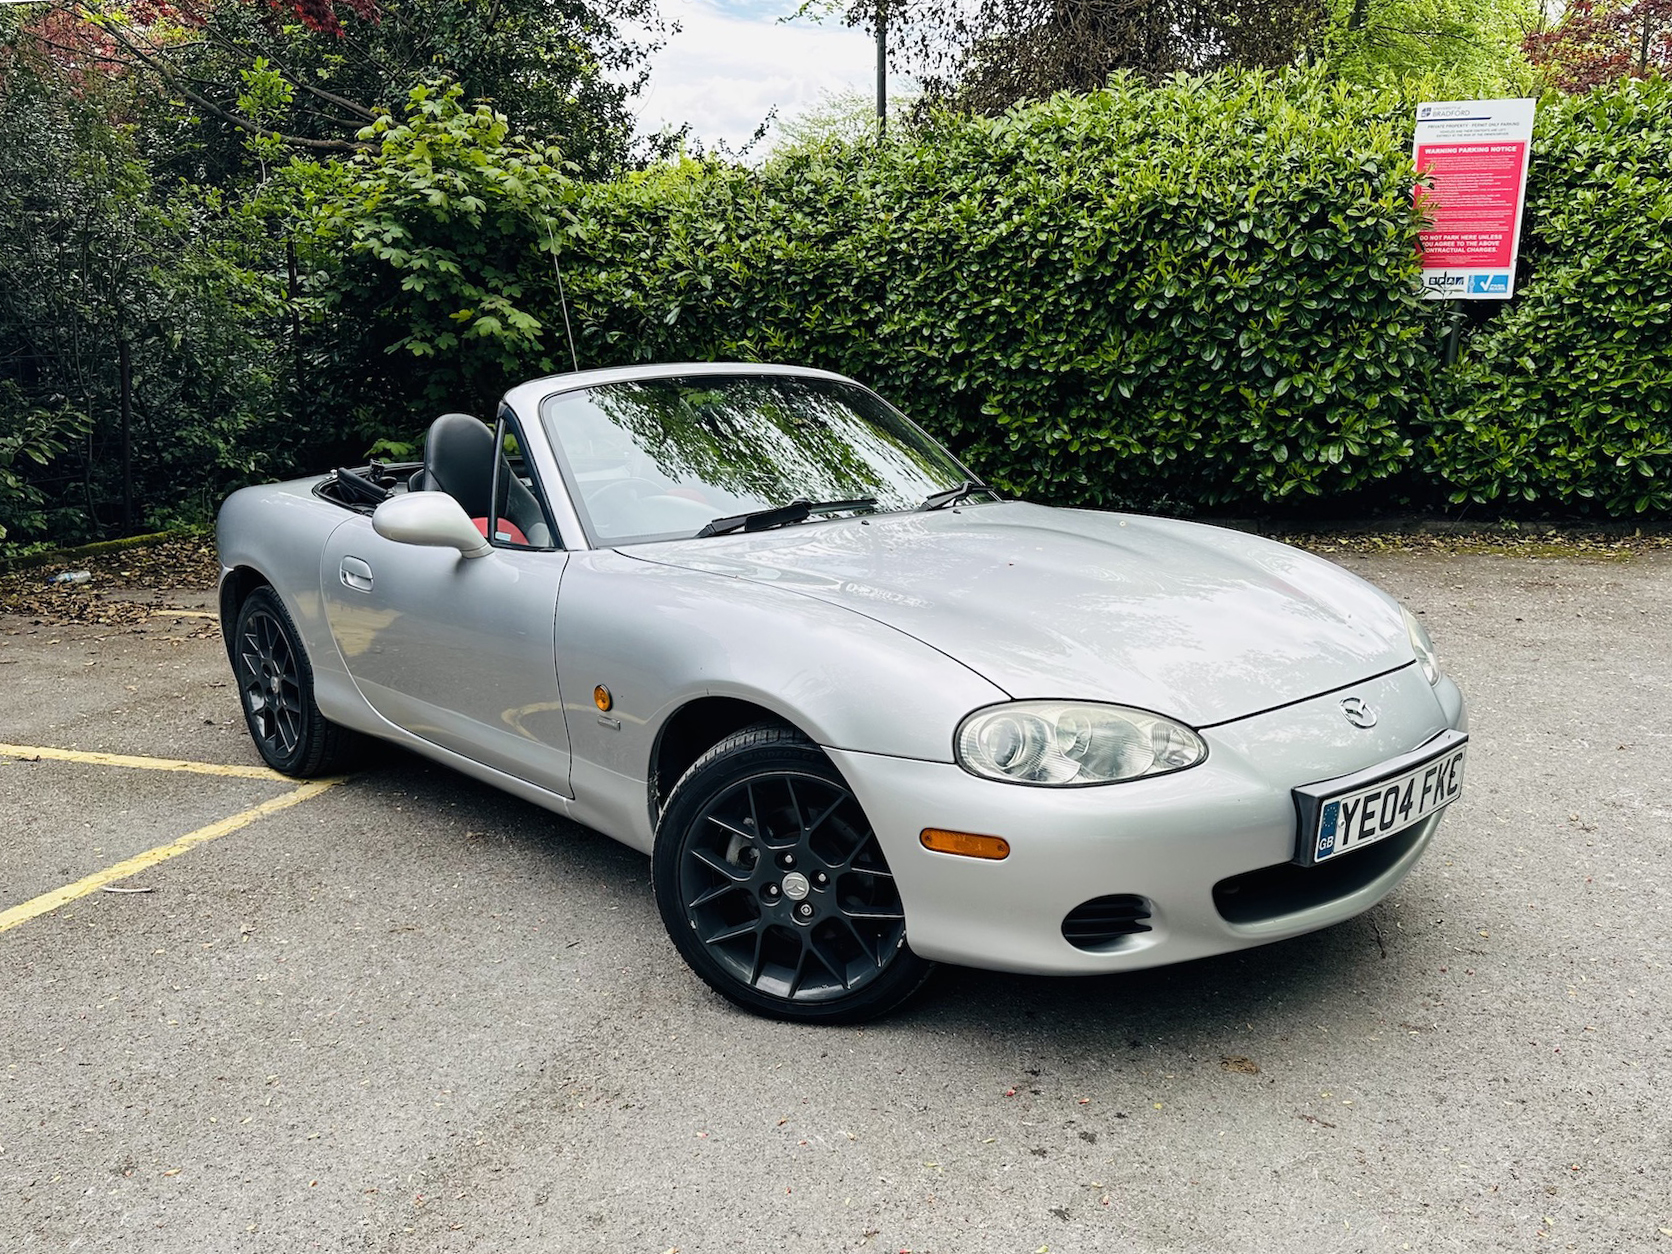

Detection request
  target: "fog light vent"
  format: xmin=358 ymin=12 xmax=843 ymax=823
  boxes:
xmin=1061 ymin=894 xmax=1153 ymax=951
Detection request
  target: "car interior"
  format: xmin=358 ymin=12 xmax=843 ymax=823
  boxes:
xmin=315 ymin=412 xmax=555 ymax=548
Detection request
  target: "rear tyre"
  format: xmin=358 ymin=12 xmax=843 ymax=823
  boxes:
xmin=653 ymin=724 xmax=935 ymax=1023
xmin=233 ymin=586 xmax=359 ymax=777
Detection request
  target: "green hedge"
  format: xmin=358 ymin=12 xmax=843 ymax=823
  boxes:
xmin=1424 ymin=80 xmax=1672 ymax=514
xmin=559 ymin=72 xmax=1435 ymax=510
xmin=305 ymin=70 xmax=1672 ymax=518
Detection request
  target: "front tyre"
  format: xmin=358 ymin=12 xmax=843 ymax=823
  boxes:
xmin=233 ymin=586 xmax=358 ymax=777
xmin=653 ymin=725 xmax=934 ymax=1024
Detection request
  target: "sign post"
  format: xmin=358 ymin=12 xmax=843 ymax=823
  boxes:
xmin=1413 ymin=98 xmax=1536 ymax=302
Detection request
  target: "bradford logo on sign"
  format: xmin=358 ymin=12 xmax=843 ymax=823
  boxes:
xmin=1469 ymin=273 xmax=1510 ymax=295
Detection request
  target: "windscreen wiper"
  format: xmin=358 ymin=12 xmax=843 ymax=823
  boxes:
xmin=696 ymin=497 xmax=877 ymax=539
xmin=920 ymin=479 xmax=993 ymax=511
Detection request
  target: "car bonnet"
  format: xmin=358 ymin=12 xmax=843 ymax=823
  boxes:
xmin=624 ymin=501 xmax=1416 ymax=727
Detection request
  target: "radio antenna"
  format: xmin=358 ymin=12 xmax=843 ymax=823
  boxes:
xmin=544 ymin=219 xmax=581 ymax=374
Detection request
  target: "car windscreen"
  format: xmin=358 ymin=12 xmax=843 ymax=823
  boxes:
xmin=539 ymin=374 xmax=977 ymax=546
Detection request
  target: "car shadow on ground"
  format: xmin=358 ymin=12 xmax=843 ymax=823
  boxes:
xmin=912 ymin=932 xmax=1383 ymax=1044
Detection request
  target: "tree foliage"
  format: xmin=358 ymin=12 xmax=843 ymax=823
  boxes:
xmin=0 ymin=384 xmax=90 ymax=543
xmin=851 ymin=0 xmax=1327 ymax=115
xmin=0 ymin=0 xmax=664 ymax=548
xmin=0 ymin=45 xmax=291 ymax=542
xmin=1325 ymin=0 xmax=1540 ymax=95
xmin=770 ymin=87 xmax=917 ymax=154
xmin=295 ymin=82 xmax=575 ymax=419
xmin=834 ymin=0 xmax=1545 ymax=113
xmin=21 ymin=0 xmax=660 ymax=179
xmin=1524 ymin=0 xmax=1672 ymax=91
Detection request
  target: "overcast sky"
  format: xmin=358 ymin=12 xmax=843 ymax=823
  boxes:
xmin=630 ymin=0 xmax=881 ymax=151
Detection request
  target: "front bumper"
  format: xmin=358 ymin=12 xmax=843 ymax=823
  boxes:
xmin=829 ymin=664 xmax=1467 ymax=975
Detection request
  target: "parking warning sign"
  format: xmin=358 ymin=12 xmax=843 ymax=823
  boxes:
xmin=1414 ymin=99 xmax=1536 ymax=301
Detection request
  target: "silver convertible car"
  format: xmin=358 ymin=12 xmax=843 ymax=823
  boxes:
xmin=217 ymin=363 xmax=1468 ymax=1022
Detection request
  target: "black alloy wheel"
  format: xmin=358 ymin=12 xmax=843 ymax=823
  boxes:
xmin=653 ymin=724 xmax=934 ymax=1023
xmin=233 ymin=586 xmax=357 ymax=777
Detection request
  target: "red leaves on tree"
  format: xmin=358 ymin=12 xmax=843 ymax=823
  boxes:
xmin=1524 ymin=0 xmax=1672 ymax=92
xmin=124 ymin=0 xmax=187 ymax=24
xmin=270 ymin=0 xmax=379 ymax=38
xmin=8 ymin=9 xmax=123 ymax=91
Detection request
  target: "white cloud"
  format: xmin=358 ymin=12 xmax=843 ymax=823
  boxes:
xmin=631 ymin=0 xmax=879 ymax=152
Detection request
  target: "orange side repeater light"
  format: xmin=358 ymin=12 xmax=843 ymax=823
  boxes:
xmin=920 ymin=828 xmax=1011 ymax=860
xmin=593 ymin=685 xmax=612 ymax=712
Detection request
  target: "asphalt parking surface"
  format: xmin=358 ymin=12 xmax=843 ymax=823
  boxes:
xmin=2 ymin=549 xmax=1669 ymax=1253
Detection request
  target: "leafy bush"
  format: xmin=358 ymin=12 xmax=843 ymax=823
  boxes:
xmin=1424 ymin=80 xmax=1672 ymax=514
xmin=0 ymin=55 xmax=293 ymax=549
xmin=297 ymin=83 xmax=574 ymax=420
xmin=0 ymin=384 xmax=89 ymax=541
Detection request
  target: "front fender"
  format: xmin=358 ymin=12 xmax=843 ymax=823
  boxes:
xmin=554 ymin=548 xmax=1008 ymax=852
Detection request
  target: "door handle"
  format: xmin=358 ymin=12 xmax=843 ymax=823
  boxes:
xmin=340 ymin=556 xmax=374 ymax=592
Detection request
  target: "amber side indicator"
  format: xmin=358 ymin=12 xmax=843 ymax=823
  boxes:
xmin=593 ymin=685 xmax=612 ymax=712
xmin=920 ymin=828 xmax=1011 ymax=860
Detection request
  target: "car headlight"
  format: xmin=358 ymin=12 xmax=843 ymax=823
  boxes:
xmin=1403 ymin=606 xmax=1441 ymax=685
xmin=955 ymin=701 xmax=1207 ymax=786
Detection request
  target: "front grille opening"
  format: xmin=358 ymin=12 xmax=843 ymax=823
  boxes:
xmin=1062 ymin=894 xmax=1153 ymax=952
xmin=1213 ymin=821 xmax=1428 ymax=925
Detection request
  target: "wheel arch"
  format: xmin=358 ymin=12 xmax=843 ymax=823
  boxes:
xmin=649 ymin=696 xmax=808 ymax=828
xmin=219 ymin=564 xmax=273 ymax=667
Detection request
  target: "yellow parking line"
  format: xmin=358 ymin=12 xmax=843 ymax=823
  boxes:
xmin=0 ymin=779 xmax=340 ymax=936
xmin=149 ymin=608 xmax=219 ymax=620
xmin=0 ymin=743 xmax=285 ymax=782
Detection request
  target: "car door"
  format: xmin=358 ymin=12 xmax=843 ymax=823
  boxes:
xmin=319 ymin=413 xmax=574 ymax=797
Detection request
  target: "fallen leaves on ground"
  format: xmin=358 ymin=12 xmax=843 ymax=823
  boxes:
xmin=0 ymin=534 xmax=220 ymax=631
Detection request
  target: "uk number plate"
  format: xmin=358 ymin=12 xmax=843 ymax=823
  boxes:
xmin=1292 ymin=730 xmax=1468 ymax=866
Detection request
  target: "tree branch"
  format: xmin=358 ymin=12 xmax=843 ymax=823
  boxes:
xmin=71 ymin=10 xmax=374 ymax=153
xmin=195 ymin=20 xmax=377 ymax=121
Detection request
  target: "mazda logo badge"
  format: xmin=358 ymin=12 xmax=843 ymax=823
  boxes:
xmin=1340 ymin=696 xmax=1377 ymax=729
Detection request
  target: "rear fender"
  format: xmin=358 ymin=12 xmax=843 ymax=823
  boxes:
xmin=216 ymin=479 xmax=363 ymax=723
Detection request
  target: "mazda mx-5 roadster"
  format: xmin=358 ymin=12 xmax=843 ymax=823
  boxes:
xmin=217 ymin=363 xmax=1467 ymax=1022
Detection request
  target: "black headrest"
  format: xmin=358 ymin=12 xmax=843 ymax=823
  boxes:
xmin=420 ymin=412 xmax=494 ymax=517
